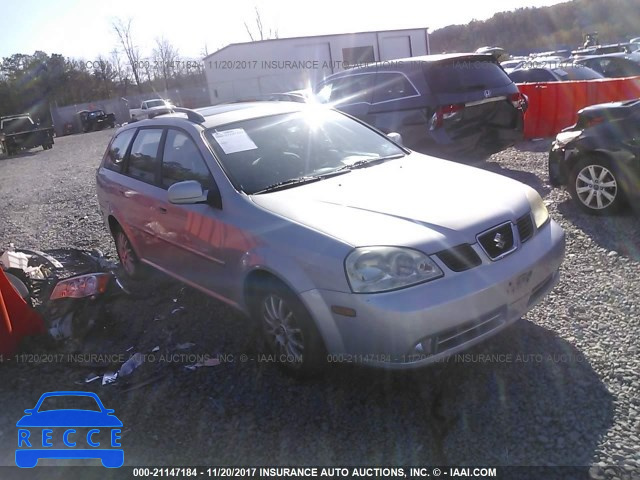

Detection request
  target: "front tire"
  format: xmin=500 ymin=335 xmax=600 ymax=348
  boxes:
xmin=253 ymin=279 xmax=326 ymax=377
xmin=114 ymin=228 xmax=144 ymax=279
xmin=569 ymin=156 xmax=625 ymax=215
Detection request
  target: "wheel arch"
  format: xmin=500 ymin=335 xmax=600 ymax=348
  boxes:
xmin=243 ymin=268 xmax=296 ymax=315
xmin=566 ymin=148 xmax=614 ymax=178
xmin=107 ymin=215 xmax=144 ymax=258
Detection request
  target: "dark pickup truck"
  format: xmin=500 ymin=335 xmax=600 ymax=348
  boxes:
xmin=0 ymin=114 xmax=54 ymax=156
xmin=78 ymin=109 xmax=116 ymax=133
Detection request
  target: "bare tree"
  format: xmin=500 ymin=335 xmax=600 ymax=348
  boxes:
xmin=110 ymin=48 xmax=129 ymax=96
xmin=244 ymin=6 xmax=278 ymax=41
xmin=153 ymin=37 xmax=179 ymax=92
xmin=93 ymin=55 xmax=117 ymax=98
xmin=112 ymin=18 xmax=143 ymax=93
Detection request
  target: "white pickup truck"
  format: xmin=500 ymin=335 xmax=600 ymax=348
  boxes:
xmin=129 ymin=99 xmax=174 ymax=122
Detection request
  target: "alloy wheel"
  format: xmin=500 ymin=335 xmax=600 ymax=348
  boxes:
xmin=575 ymin=164 xmax=618 ymax=210
xmin=261 ymin=294 xmax=305 ymax=365
xmin=115 ymin=231 xmax=137 ymax=277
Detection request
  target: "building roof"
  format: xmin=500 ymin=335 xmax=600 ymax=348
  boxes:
xmin=203 ymin=27 xmax=428 ymax=61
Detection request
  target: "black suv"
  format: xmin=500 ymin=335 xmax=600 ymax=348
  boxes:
xmin=78 ymin=109 xmax=116 ymax=133
xmin=314 ymin=53 xmax=527 ymax=158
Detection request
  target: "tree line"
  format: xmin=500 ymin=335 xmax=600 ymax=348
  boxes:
xmin=430 ymin=0 xmax=640 ymax=55
xmin=0 ymin=19 xmax=205 ymax=123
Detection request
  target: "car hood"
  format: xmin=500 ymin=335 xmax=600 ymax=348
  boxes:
xmin=251 ymin=154 xmax=532 ymax=250
xmin=16 ymin=411 xmax=123 ymax=428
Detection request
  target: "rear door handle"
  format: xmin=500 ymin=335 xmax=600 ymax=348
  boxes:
xmin=157 ymin=207 xmax=167 ymax=214
xmin=116 ymin=189 xmax=134 ymax=198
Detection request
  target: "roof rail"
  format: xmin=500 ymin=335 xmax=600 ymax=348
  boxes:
xmin=156 ymin=107 xmax=206 ymax=124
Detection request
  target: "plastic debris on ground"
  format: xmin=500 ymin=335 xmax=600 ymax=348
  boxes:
xmin=102 ymin=371 xmax=118 ymax=385
xmin=0 ymin=250 xmax=30 ymax=270
xmin=118 ymin=352 xmax=145 ymax=377
xmin=185 ymin=357 xmax=221 ymax=371
xmin=84 ymin=373 xmax=101 ymax=383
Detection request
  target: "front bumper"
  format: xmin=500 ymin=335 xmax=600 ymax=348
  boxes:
xmin=548 ymin=143 xmax=574 ymax=187
xmin=301 ymin=219 xmax=565 ymax=369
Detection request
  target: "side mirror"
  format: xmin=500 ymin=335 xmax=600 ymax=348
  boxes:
xmin=387 ymin=132 xmax=403 ymax=146
xmin=141 ymin=105 xmax=147 ymax=110
xmin=168 ymin=181 xmax=207 ymax=204
xmin=167 ymin=180 xmax=222 ymax=209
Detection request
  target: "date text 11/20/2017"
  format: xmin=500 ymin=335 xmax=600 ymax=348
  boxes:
xmin=131 ymin=466 xmax=498 ymax=477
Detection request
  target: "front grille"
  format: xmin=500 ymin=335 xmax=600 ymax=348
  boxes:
xmin=516 ymin=213 xmax=534 ymax=243
xmin=436 ymin=244 xmax=482 ymax=272
xmin=477 ymin=222 xmax=516 ymax=260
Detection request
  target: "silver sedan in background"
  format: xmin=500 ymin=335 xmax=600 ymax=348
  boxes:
xmin=96 ymin=103 xmax=565 ymax=376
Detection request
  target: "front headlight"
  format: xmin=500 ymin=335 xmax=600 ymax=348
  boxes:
xmin=345 ymin=246 xmax=443 ymax=293
xmin=554 ymin=130 xmax=582 ymax=148
xmin=524 ymin=188 xmax=549 ymax=229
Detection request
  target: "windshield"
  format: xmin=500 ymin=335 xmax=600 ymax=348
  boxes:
xmin=146 ymin=100 xmax=166 ymax=108
xmin=205 ymin=109 xmax=404 ymax=194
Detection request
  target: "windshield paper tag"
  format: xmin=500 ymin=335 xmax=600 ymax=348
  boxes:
xmin=212 ymin=129 xmax=258 ymax=154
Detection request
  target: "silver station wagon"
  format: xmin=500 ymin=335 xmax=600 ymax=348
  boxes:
xmin=96 ymin=103 xmax=565 ymax=375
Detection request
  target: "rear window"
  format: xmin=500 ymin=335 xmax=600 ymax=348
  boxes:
xmin=551 ymin=66 xmax=603 ymax=80
xmin=104 ymin=129 xmax=135 ymax=173
xmin=509 ymin=68 xmax=556 ymax=83
xmin=1 ymin=117 xmax=33 ymax=133
xmin=425 ymin=58 xmax=512 ymax=94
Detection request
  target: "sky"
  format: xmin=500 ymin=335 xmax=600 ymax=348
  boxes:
xmin=0 ymin=0 xmax=567 ymax=61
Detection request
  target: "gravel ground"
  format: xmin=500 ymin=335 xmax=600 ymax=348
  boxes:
xmin=0 ymin=131 xmax=639 ymax=479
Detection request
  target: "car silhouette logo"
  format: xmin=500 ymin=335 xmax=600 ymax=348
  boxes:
xmin=493 ymin=232 xmax=507 ymax=249
xmin=15 ymin=391 xmax=123 ymax=468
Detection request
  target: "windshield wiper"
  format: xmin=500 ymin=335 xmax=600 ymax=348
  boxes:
xmin=253 ymin=170 xmax=350 ymax=194
xmin=335 ymin=153 xmax=405 ymax=172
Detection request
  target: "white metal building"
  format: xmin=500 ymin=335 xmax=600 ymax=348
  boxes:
xmin=203 ymin=27 xmax=430 ymax=104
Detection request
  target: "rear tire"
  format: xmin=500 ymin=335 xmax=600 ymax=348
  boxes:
xmin=114 ymin=227 xmax=145 ymax=279
xmin=252 ymin=278 xmax=326 ymax=377
xmin=568 ymin=156 xmax=625 ymax=215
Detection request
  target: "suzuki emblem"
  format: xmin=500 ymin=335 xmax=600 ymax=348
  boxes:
xmin=484 ymin=89 xmax=492 ymax=98
xmin=493 ymin=232 xmax=506 ymax=249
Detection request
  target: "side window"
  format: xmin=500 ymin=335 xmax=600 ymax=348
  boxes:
xmin=328 ymin=78 xmax=351 ymax=101
xmin=104 ymin=129 xmax=135 ymax=173
xmin=316 ymin=82 xmax=333 ymax=103
xmin=330 ymin=75 xmax=374 ymax=104
xmin=586 ymin=59 xmax=605 ymax=74
xmin=161 ymin=130 xmax=214 ymax=189
xmin=373 ymin=72 xmax=418 ymax=103
xmin=127 ymin=128 xmax=163 ymax=184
